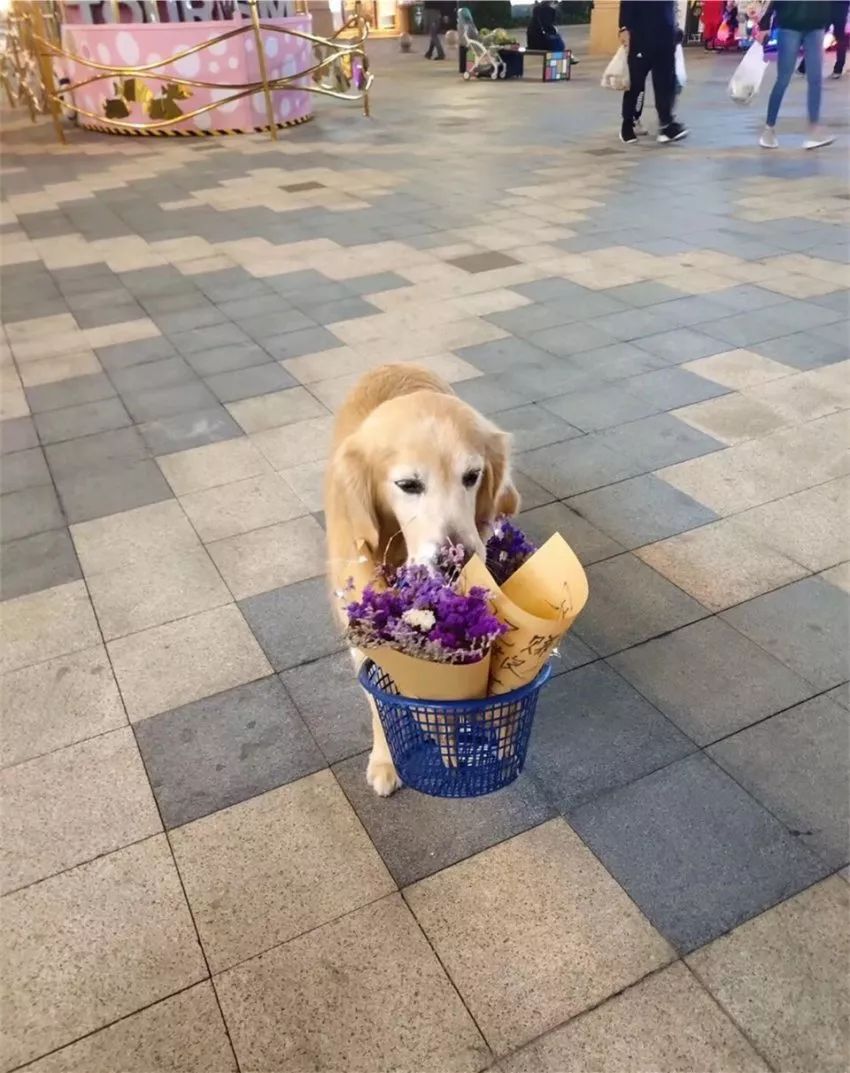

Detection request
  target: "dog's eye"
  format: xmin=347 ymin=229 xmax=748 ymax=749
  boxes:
xmin=462 ymin=469 xmax=481 ymax=489
xmin=395 ymin=478 xmax=424 ymax=495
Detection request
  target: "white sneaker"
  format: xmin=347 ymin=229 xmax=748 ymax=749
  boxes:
xmin=803 ymin=135 xmax=835 ymax=150
xmin=759 ymin=127 xmax=778 ymax=148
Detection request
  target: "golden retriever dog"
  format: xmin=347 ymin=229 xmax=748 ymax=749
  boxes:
xmin=325 ymin=363 xmax=519 ymax=796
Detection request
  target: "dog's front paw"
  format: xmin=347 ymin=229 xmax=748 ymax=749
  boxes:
xmin=367 ymin=754 xmax=402 ymax=797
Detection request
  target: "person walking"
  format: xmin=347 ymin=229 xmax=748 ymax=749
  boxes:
xmin=423 ymin=0 xmax=447 ymax=60
xmin=759 ymin=1 xmax=834 ymax=148
xmin=797 ymin=0 xmax=849 ymax=78
xmin=618 ymin=0 xmax=688 ymax=144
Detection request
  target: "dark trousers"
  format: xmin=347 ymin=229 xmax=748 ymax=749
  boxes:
xmin=798 ymin=0 xmax=849 ymax=73
xmin=621 ymin=41 xmax=675 ymax=126
xmin=424 ymin=10 xmax=445 ymax=58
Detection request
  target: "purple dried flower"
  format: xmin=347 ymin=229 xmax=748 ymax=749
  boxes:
xmin=486 ymin=517 xmax=536 ymax=584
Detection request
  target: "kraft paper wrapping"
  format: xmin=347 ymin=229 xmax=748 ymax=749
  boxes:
xmin=460 ymin=533 xmax=589 ymax=695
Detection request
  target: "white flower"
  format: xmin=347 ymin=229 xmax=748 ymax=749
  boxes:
xmin=402 ymin=608 xmax=436 ymax=631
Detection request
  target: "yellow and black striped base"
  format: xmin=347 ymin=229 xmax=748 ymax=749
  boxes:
xmin=77 ymin=114 xmax=313 ymax=137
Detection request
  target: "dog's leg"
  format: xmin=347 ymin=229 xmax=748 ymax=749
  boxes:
xmin=349 ymin=647 xmax=401 ymax=797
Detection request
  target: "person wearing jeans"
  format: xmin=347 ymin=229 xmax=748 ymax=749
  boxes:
xmin=758 ymin=1 xmax=834 ymax=149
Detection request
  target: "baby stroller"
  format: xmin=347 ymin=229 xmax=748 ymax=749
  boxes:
xmin=458 ymin=6 xmax=507 ymax=80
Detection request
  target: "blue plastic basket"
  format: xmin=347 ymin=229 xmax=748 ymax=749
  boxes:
xmin=359 ymin=660 xmax=552 ymax=798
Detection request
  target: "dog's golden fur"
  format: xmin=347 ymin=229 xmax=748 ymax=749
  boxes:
xmin=325 ymin=363 xmax=519 ymax=795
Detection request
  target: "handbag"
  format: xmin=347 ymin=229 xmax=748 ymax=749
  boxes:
xmin=728 ymin=41 xmax=768 ymax=103
xmin=601 ymin=45 xmax=630 ymax=91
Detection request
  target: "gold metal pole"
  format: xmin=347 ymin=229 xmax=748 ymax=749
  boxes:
xmin=30 ymin=1 xmax=66 ymax=144
xmin=248 ymin=0 xmax=277 ymax=141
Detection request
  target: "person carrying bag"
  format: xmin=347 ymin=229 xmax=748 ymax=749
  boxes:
xmin=617 ymin=0 xmax=689 ymax=144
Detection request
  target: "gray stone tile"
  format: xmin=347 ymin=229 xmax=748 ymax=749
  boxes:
xmin=150 ymin=304 xmax=229 ymax=335
xmin=455 ymin=375 xmax=538 ymax=416
xmin=24 ymin=373 xmax=116 ymax=415
xmin=34 ymin=398 xmax=131 ymax=446
xmin=567 ymin=474 xmax=719 ymax=549
xmin=122 ymin=381 xmax=219 ymax=423
xmin=344 ymin=271 xmax=407 ymax=295
xmin=519 ymin=501 xmax=623 ymax=565
xmin=204 ymin=363 xmax=296 ymax=403
xmin=529 ymin=322 xmax=619 ymax=359
xmin=55 ymin=459 xmax=173 ymax=525
xmin=295 ymin=297 xmax=377 ymax=325
xmin=0 ymin=528 xmax=81 ymax=601
xmin=449 ymin=251 xmax=519 ymax=273
xmin=621 ymin=367 xmax=730 ymax=410
xmin=109 ymin=357 xmax=196 ymax=395
xmin=634 ymin=328 xmax=727 ymax=364
xmin=721 ymin=578 xmax=850 ymax=690
xmin=456 ymin=337 xmax=560 ymax=376
xmin=95 ymin=336 xmax=178 ymax=371
xmin=568 ymin=341 xmax=669 ymax=382
xmin=183 ymin=342 xmax=271 ymax=378
xmin=646 ymin=295 xmax=739 ymax=329
xmin=72 ymin=302 xmax=146 ymax=329
xmin=0 ymin=447 xmax=50 ymax=494
xmin=825 ymin=682 xmax=850 ymax=710
xmin=590 ymin=307 xmax=674 ymax=342
xmin=752 ymin=332 xmax=848 ymax=370
xmin=596 ymin=413 xmax=723 ymax=472
xmin=237 ymin=309 xmax=317 ymax=341
xmin=512 ymin=469 xmax=556 ymax=510
xmin=265 ymin=269 xmax=330 ymax=296
xmin=262 ymin=327 xmax=349 ymax=362
xmin=610 ymin=617 xmax=816 ymax=746
xmin=541 ymin=384 xmax=658 ymax=432
xmin=280 ymin=651 xmax=369 ymax=764
xmin=486 ymin=303 xmax=582 ymax=338
xmin=527 ymin=661 xmax=695 ymax=813
xmin=169 ymin=322 xmax=252 ymax=357
xmin=710 ymin=284 xmax=790 ymax=313
xmin=709 ymin=695 xmax=849 ymax=869
xmin=334 ymin=751 xmax=555 ymax=886
xmin=1 ymin=417 xmax=38 ymax=453
xmin=550 ymin=632 xmax=599 ymax=676
xmin=573 ymin=553 xmax=708 ymax=657
xmin=492 ymin=404 xmax=581 ymax=452
xmin=604 ymin=281 xmax=688 ymax=307
xmin=702 ymin=303 xmax=839 ymax=348
xmin=519 ymin=434 xmax=638 ymax=498
xmin=239 ymin=576 xmax=343 ymax=672
xmin=135 ymin=676 xmax=324 ymax=829
xmin=569 ymin=753 xmax=830 ymax=953
xmin=138 ymin=407 xmax=243 ymax=456
xmin=514 ymin=279 xmax=626 ymax=318
xmin=0 ymin=484 xmax=64 ymax=543
xmin=216 ymin=294 xmax=288 ymax=321
xmin=44 ymin=426 xmax=150 ymax=478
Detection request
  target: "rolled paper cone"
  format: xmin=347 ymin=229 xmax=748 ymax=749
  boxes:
xmin=368 ymin=646 xmax=490 ymax=768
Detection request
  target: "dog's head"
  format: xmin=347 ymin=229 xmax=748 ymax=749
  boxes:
xmin=332 ymin=389 xmax=519 ymax=566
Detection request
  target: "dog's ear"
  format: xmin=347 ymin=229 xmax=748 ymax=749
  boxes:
xmin=332 ymin=435 xmax=379 ymax=552
xmin=477 ymin=426 xmax=520 ymax=527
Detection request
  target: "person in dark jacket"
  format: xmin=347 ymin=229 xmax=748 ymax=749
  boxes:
xmin=423 ymin=0 xmax=449 ymax=60
xmin=797 ymin=0 xmax=849 ymax=78
xmin=527 ymin=2 xmax=565 ymax=51
xmin=618 ymin=0 xmax=688 ymax=144
xmin=758 ymin=1 xmax=834 ymax=148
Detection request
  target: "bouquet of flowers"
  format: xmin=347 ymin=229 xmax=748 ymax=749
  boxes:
xmin=486 ymin=516 xmax=537 ymax=585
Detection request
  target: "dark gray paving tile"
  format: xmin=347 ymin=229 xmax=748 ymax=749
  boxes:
xmin=449 ymin=251 xmax=519 ymax=273
xmin=55 ymin=458 xmax=172 ymax=524
xmin=811 ymin=289 xmax=850 ymax=315
xmin=216 ymin=294 xmax=288 ymax=321
xmin=825 ymin=682 xmax=849 ymax=710
xmin=262 ymin=327 xmax=346 ymax=362
xmin=644 ymin=295 xmax=736 ymax=329
xmin=0 ymin=447 xmax=50 ymax=494
xmin=204 ymin=363 xmax=296 ymax=403
xmin=513 ymin=469 xmax=556 ymax=511
xmin=149 ymin=304 xmax=229 ymax=335
xmin=550 ymin=632 xmax=599 ymax=676
xmin=457 ymin=337 xmax=560 ymax=376
xmin=24 ymin=373 xmax=116 ymax=415
xmin=568 ymin=342 xmax=669 ymax=383
xmin=135 ymin=676 xmax=324 ymax=829
xmin=528 ymin=323 xmax=618 ymax=359
xmin=294 ymin=297 xmax=377 ymax=326
xmin=0 ymin=417 xmax=38 ymax=454
xmin=567 ymin=474 xmax=719 ymax=549
xmin=109 ymin=357 xmax=196 ymax=395
xmin=265 ymin=269 xmax=332 ymax=296
xmin=541 ymin=385 xmax=658 ymax=433
xmin=492 ymin=404 xmax=581 ymax=452
xmin=237 ymin=309 xmax=317 ymax=341
xmin=283 ymin=283 xmax=350 ymax=308
xmin=334 ymin=751 xmax=555 ymax=886
xmin=44 ymin=426 xmax=150 ymax=478
xmin=34 ymin=397 xmax=131 ymax=446
xmin=621 ymin=367 xmax=730 ymax=410
xmin=454 ymin=375 xmax=536 ymax=416
xmin=752 ymin=332 xmax=848 ymax=370
xmin=281 ymin=651 xmax=369 ymax=764
xmin=573 ymin=553 xmax=708 ymax=657
xmin=527 ymin=661 xmax=694 ymax=812
xmin=0 ymin=485 xmax=64 ymax=543
xmin=610 ymin=617 xmax=816 ymax=746
xmin=122 ymin=381 xmax=219 ymax=423
xmin=138 ymin=406 xmax=242 ymax=456
xmin=72 ymin=302 xmax=147 ymax=329
xmin=169 ymin=322 xmax=252 ymax=357
xmin=569 ymin=753 xmax=829 ymax=953
xmin=95 ymin=336 xmax=178 ymax=371
xmin=604 ymin=282 xmax=687 ymax=307
xmin=595 ymin=413 xmax=723 ymax=472
xmin=590 ymin=308 xmax=674 ymax=342
xmin=709 ymin=695 xmax=849 ymax=870
xmin=183 ymin=342 xmax=272 ymax=379
xmin=700 ymin=303 xmax=839 ymax=349
xmin=634 ymin=328 xmax=727 ymax=364
xmin=709 ymin=285 xmax=790 ymax=313
xmin=0 ymin=528 xmax=81 ymax=601
xmin=240 ymin=576 xmax=343 ymax=672
xmin=519 ymin=434 xmax=637 ymax=499
xmin=513 ymin=280 xmax=625 ymax=318
xmin=519 ymin=501 xmax=622 ymax=566
xmin=486 ymin=303 xmax=582 ymax=338
xmin=344 ymin=272 xmax=407 ymax=296
xmin=721 ymin=578 xmax=850 ymax=691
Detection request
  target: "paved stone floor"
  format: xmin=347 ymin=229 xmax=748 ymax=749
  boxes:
xmin=1 ymin=31 xmax=849 ymax=1073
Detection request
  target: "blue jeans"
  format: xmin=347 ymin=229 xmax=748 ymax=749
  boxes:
xmin=766 ymin=27 xmax=824 ymax=126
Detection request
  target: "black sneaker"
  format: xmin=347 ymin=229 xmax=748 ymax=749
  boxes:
xmin=620 ymin=121 xmax=638 ymax=144
xmin=657 ymin=121 xmax=689 ymax=143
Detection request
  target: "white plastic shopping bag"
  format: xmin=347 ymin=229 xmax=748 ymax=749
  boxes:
xmin=601 ymin=45 xmax=630 ymax=91
xmin=728 ymin=41 xmax=768 ymax=103
xmin=675 ymin=43 xmax=687 ymax=88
